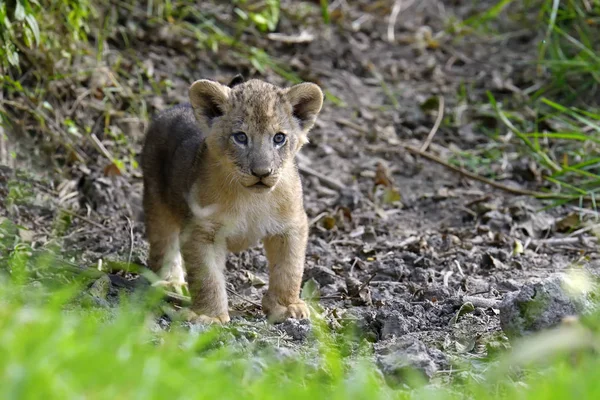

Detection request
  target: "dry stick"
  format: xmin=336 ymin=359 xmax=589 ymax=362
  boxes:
xmin=357 ymin=272 xmax=378 ymax=293
xmin=461 ymin=296 xmax=500 ymax=309
xmin=226 ymin=287 xmax=262 ymax=308
xmin=420 ymin=96 xmax=445 ymax=152
xmin=298 ymin=164 xmax=345 ymax=191
xmin=336 ymin=118 xmax=369 ymax=135
xmin=387 ymin=0 xmax=403 ymax=42
xmin=90 ymin=133 xmax=115 ymax=163
xmin=403 ymin=145 xmax=580 ymax=201
xmin=531 ymin=236 xmax=598 ymax=247
xmin=164 ymin=291 xmax=191 ymax=306
xmin=59 ymin=208 xmax=112 ymax=232
xmin=126 ymin=216 xmax=134 ymax=267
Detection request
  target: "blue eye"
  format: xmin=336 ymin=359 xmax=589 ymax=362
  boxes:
xmin=232 ymin=132 xmax=248 ymax=145
xmin=273 ymin=133 xmax=286 ymax=145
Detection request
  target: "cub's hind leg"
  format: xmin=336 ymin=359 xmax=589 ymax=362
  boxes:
xmin=143 ymin=193 xmax=186 ymax=294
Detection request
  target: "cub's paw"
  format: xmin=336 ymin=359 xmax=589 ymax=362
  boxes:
xmin=263 ymin=299 xmax=310 ymax=324
xmin=180 ymin=309 xmax=230 ymax=325
xmin=151 ymin=280 xmax=188 ymax=295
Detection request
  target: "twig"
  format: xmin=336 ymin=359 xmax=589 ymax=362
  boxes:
xmin=59 ymin=208 xmax=112 ymax=232
xmin=90 ymin=133 xmax=114 ymax=163
xmin=443 ymin=270 xmax=454 ymax=287
xmin=2 ymin=99 xmax=87 ymax=162
xmin=530 ymin=236 xmax=598 ymax=247
xmin=453 ymin=260 xmax=465 ymax=278
xmin=298 ymin=164 xmax=345 ymax=191
xmin=387 ymin=0 xmax=403 ymax=42
xmin=309 ymin=211 xmax=329 ymax=227
xmin=461 ymin=296 xmax=500 ymax=309
xmin=358 ymin=272 xmax=378 ymax=293
xmin=420 ymin=96 xmax=445 ymax=152
xmin=126 ymin=216 xmax=134 ymax=267
xmin=226 ymin=287 xmax=262 ymax=308
xmin=567 ymin=223 xmax=600 ymax=238
xmin=403 ymin=145 xmax=581 ymax=201
xmin=164 ymin=291 xmax=191 ymax=306
xmin=397 ymin=236 xmax=420 ymax=248
xmin=335 ymin=118 xmax=369 ymax=135
xmin=68 ymin=89 xmax=91 ymax=115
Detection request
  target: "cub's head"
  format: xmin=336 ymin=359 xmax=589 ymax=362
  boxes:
xmin=189 ymin=76 xmax=323 ymax=192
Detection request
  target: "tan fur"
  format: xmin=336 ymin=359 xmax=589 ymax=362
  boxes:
xmin=141 ymin=77 xmax=323 ymax=324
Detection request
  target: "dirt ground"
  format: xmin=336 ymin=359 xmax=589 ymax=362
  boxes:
xmin=2 ymin=0 xmax=599 ymax=382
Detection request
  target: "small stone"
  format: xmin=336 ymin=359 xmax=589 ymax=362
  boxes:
xmin=277 ymin=318 xmax=312 ymax=341
xmin=499 ymin=275 xmax=593 ymax=340
xmin=304 ymin=265 xmax=339 ymax=286
xmin=375 ymin=336 xmax=447 ymax=385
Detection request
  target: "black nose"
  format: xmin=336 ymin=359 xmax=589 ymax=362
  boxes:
xmin=251 ymin=168 xmax=272 ymax=178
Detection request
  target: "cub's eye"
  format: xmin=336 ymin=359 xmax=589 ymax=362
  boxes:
xmin=232 ymin=132 xmax=248 ymax=145
xmin=273 ymin=133 xmax=286 ymax=145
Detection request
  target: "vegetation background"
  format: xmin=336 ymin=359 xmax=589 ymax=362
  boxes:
xmin=1 ymin=0 xmax=600 ymax=398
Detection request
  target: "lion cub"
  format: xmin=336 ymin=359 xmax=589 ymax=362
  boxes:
xmin=141 ymin=75 xmax=323 ymax=324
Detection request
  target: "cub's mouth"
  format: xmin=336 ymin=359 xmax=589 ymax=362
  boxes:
xmin=247 ymin=180 xmax=272 ymax=190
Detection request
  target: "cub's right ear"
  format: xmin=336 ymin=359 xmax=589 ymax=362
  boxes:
xmin=189 ymin=79 xmax=231 ymax=129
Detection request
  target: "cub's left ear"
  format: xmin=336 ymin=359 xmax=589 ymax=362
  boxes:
xmin=189 ymin=79 xmax=231 ymax=131
xmin=284 ymin=82 xmax=324 ymax=131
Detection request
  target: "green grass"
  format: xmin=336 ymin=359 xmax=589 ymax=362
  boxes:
xmin=448 ymin=0 xmax=600 ymax=207
xmin=2 ymin=215 xmax=600 ymax=399
xmin=0 ymin=0 xmax=338 ymax=174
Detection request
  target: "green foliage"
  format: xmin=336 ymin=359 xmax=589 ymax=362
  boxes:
xmin=535 ymin=0 xmax=600 ymax=101
xmin=2 ymin=214 xmax=600 ymax=399
xmin=0 ymin=0 xmax=93 ymax=69
xmin=233 ymin=0 xmax=281 ymax=32
xmin=454 ymin=0 xmax=600 ymax=205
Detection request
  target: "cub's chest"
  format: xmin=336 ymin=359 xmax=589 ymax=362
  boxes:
xmin=220 ymin=198 xmax=286 ymax=249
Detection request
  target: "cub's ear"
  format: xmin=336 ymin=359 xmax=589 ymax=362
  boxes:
xmin=284 ymin=82 xmax=324 ymax=132
xmin=189 ymin=79 xmax=231 ymax=129
xmin=228 ymin=74 xmax=245 ymax=88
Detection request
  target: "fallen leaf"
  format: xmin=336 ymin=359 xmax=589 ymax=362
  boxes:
xmin=480 ymin=253 xmax=506 ymax=270
xmin=382 ymin=188 xmax=402 ymax=204
xmin=301 ymin=278 xmax=320 ymax=301
xmin=103 ymin=162 xmax=122 ymax=177
xmin=245 ymin=271 xmax=266 ymax=287
xmin=556 ymin=213 xmax=580 ymax=233
xmin=513 ymin=238 xmax=524 ymax=255
xmin=450 ymin=302 xmax=475 ymax=324
xmin=321 ymin=215 xmax=336 ymax=230
xmin=374 ymin=162 xmax=393 ymax=187
xmin=455 ymin=336 xmax=476 ymax=354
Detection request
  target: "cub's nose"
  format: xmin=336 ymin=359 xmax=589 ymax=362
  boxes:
xmin=251 ymin=167 xmax=272 ymax=178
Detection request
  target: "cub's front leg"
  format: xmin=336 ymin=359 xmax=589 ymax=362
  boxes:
xmin=262 ymin=221 xmax=310 ymax=323
xmin=180 ymin=221 xmax=230 ymax=324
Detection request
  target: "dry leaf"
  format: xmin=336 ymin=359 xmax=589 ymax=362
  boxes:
xmin=18 ymin=228 xmax=34 ymax=242
xmin=513 ymin=238 xmax=524 ymax=255
xmin=374 ymin=162 xmax=393 ymax=187
xmin=321 ymin=215 xmax=336 ymax=230
xmin=382 ymin=188 xmax=402 ymax=204
xmin=556 ymin=213 xmax=580 ymax=233
xmin=103 ymin=162 xmax=122 ymax=177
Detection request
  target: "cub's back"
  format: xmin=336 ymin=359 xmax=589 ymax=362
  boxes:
xmin=142 ymin=103 xmax=206 ymax=209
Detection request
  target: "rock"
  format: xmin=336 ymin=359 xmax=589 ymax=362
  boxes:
xmin=379 ymin=310 xmax=412 ymax=339
xmin=276 ymin=318 xmax=312 ymax=341
xmin=499 ymin=275 xmax=592 ymax=340
xmin=375 ymin=336 xmax=447 ymax=385
xmin=303 ymin=265 xmax=339 ymax=286
xmin=337 ymin=188 xmax=362 ymax=210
